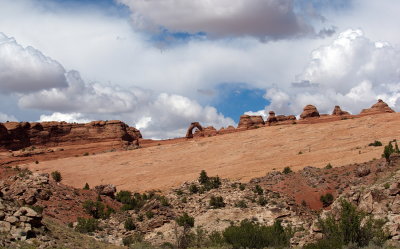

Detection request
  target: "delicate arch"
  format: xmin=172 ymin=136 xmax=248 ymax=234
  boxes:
xmin=185 ymin=122 xmax=203 ymax=138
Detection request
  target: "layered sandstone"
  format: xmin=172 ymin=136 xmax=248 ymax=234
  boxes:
xmin=0 ymin=120 xmax=141 ymax=151
xmin=332 ymin=105 xmax=350 ymax=116
xmin=300 ymin=105 xmax=320 ymax=119
xmin=360 ymin=99 xmax=395 ymax=115
xmin=238 ymin=115 xmax=265 ymax=129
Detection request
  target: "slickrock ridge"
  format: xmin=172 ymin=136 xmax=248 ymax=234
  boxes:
xmin=300 ymin=105 xmax=320 ymax=119
xmin=332 ymin=105 xmax=350 ymax=116
xmin=238 ymin=115 xmax=265 ymax=129
xmin=361 ymin=99 xmax=395 ymax=114
xmin=0 ymin=120 xmax=141 ymax=151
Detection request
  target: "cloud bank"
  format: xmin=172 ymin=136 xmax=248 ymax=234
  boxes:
xmin=118 ymin=0 xmax=333 ymax=39
xmin=256 ymin=29 xmax=400 ymax=117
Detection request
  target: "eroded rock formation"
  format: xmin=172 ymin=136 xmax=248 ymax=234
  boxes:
xmin=0 ymin=120 xmax=141 ymax=151
xmin=194 ymin=126 xmax=217 ymax=137
xmin=238 ymin=115 xmax=265 ymax=129
xmin=185 ymin=122 xmax=203 ymax=138
xmin=266 ymin=111 xmax=278 ymax=125
xmin=332 ymin=105 xmax=350 ymax=116
xmin=300 ymin=105 xmax=320 ymax=119
xmin=360 ymin=99 xmax=395 ymax=115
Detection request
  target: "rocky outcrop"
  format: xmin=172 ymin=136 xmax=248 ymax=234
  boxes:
xmin=266 ymin=111 xmax=278 ymax=124
xmin=218 ymin=125 xmax=236 ymax=135
xmin=238 ymin=115 xmax=265 ymax=129
xmin=94 ymin=184 xmax=117 ymax=198
xmin=331 ymin=106 xmax=350 ymax=116
xmin=300 ymin=105 xmax=320 ymax=119
xmin=185 ymin=122 xmax=203 ymax=139
xmin=194 ymin=126 xmax=217 ymax=137
xmin=276 ymin=115 xmax=297 ymax=122
xmin=0 ymin=120 xmax=141 ymax=151
xmin=360 ymin=99 xmax=395 ymax=115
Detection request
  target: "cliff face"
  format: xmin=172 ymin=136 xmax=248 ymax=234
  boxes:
xmin=0 ymin=120 xmax=141 ymax=151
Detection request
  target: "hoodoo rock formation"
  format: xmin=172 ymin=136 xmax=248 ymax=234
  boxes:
xmin=300 ymin=105 xmax=320 ymax=119
xmin=266 ymin=111 xmax=278 ymax=125
xmin=332 ymin=105 xmax=350 ymax=116
xmin=0 ymin=120 xmax=141 ymax=151
xmin=238 ymin=115 xmax=265 ymax=129
xmin=185 ymin=122 xmax=203 ymax=138
xmin=361 ymin=99 xmax=395 ymax=115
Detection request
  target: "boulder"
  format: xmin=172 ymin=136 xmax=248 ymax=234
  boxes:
xmin=360 ymin=99 xmax=395 ymax=115
xmin=332 ymin=106 xmax=350 ymax=116
xmin=238 ymin=115 xmax=265 ymax=129
xmin=356 ymin=165 xmax=371 ymax=177
xmin=94 ymin=184 xmax=117 ymax=197
xmin=300 ymin=105 xmax=320 ymax=119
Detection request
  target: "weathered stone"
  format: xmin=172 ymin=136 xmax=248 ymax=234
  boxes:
xmin=0 ymin=221 xmax=11 ymax=232
xmin=356 ymin=165 xmax=370 ymax=177
xmin=5 ymin=216 xmax=18 ymax=224
xmin=94 ymin=184 xmax=117 ymax=197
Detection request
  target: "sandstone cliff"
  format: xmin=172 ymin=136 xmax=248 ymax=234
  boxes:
xmin=0 ymin=120 xmax=141 ymax=151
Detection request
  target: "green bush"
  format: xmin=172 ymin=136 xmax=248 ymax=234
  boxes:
xmin=199 ymin=170 xmax=209 ymax=184
xmin=75 ymin=217 xmax=100 ymax=233
xmin=145 ymin=211 xmax=154 ymax=219
xmin=83 ymin=183 xmax=90 ymax=190
xmin=257 ymin=196 xmax=267 ymax=206
xmin=82 ymin=200 xmax=113 ymax=219
xmin=239 ymin=184 xmax=246 ymax=191
xmin=325 ymin=163 xmax=333 ymax=169
xmin=51 ymin=171 xmax=62 ymax=182
xmin=124 ymin=217 xmax=136 ymax=231
xmin=369 ymin=140 xmax=383 ymax=147
xmin=209 ymin=195 xmax=225 ymax=209
xmin=222 ymin=219 xmax=292 ymax=249
xmin=235 ymin=200 xmax=248 ymax=208
xmin=320 ymin=193 xmax=334 ymax=207
xmin=176 ymin=213 xmax=195 ymax=228
xmin=189 ymin=184 xmax=199 ymax=194
xmin=305 ymin=199 xmax=388 ymax=248
xmin=122 ymin=233 xmax=143 ymax=246
xmin=282 ymin=167 xmax=292 ymax=174
xmin=253 ymin=185 xmax=264 ymax=195
xmin=116 ymin=190 xmax=146 ymax=211
xmin=382 ymin=140 xmax=400 ymax=162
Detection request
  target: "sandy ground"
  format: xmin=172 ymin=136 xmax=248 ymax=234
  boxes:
xmin=25 ymin=113 xmax=400 ymax=192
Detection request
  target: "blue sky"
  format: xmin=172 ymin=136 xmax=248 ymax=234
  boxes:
xmin=1 ymin=0 xmax=400 ymax=138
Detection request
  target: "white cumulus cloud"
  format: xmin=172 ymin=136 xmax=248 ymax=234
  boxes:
xmin=0 ymin=32 xmax=67 ymax=93
xmin=0 ymin=113 xmax=18 ymax=122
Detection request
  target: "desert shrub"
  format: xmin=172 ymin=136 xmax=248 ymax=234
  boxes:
xmin=253 ymin=185 xmax=264 ymax=195
xmin=83 ymin=183 xmax=90 ymax=190
xmin=75 ymin=217 xmax=100 ymax=233
xmin=122 ymin=233 xmax=144 ymax=246
xmin=383 ymin=183 xmax=390 ymax=189
xmin=305 ymin=200 xmax=388 ymax=248
xmin=197 ymin=170 xmax=221 ymax=191
xmin=18 ymin=168 xmax=32 ymax=178
xmin=145 ymin=211 xmax=154 ymax=219
xmin=382 ymin=140 xmax=400 ymax=162
xmin=325 ymin=163 xmax=333 ymax=169
xmin=257 ymin=196 xmax=267 ymax=206
xmin=199 ymin=170 xmax=209 ymax=184
xmin=222 ymin=219 xmax=292 ymax=249
xmin=116 ymin=190 xmax=146 ymax=211
xmin=176 ymin=189 xmax=184 ymax=196
xmin=282 ymin=167 xmax=292 ymax=174
xmin=124 ymin=217 xmax=136 ymax=231
xmin=239 ymin=183 xmax=246 ymax=191
xmin=369 ymin=141 xmax=383 ymax=147
xmin=175 ymin=213 xmax=195 ymax=249
xmin=82 ymin=200 xmax=112 ymax=219
xmin=51 ymin=171 xmax=62 ymax=182
xmin=235 ymin=200 xmax=248 ymax=208
xmin=209 ymin=196 xmax=225 ymax=209
xmin=176 ymin=213 xmax=195 ymax=228
xmin=158 ymin=196 xmax=170 ymax=207
xmin=189 ymin=184 xmax=199 ymax=194
xmin=29 ymin=205 xmax=44 ymax=214
xmin=83 ymin=152 xmax=89 ymax=156
xmin=320 ymin=193 xmax=334 ymax=207
xmin=301 ymin=200 xmax=307 ymax=207
xmin=181 ymin=197 xmax=187 ymax=203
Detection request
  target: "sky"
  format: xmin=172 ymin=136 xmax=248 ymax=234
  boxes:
xmin=0 ymin=0 xmax=400 ymax=139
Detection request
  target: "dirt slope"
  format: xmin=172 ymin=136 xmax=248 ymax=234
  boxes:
xmin=25 ymin=113 xmax=400 ymax=192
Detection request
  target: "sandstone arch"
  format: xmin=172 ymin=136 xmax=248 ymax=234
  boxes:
xmin=186 ymin=122 xmax=203 ymax=139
